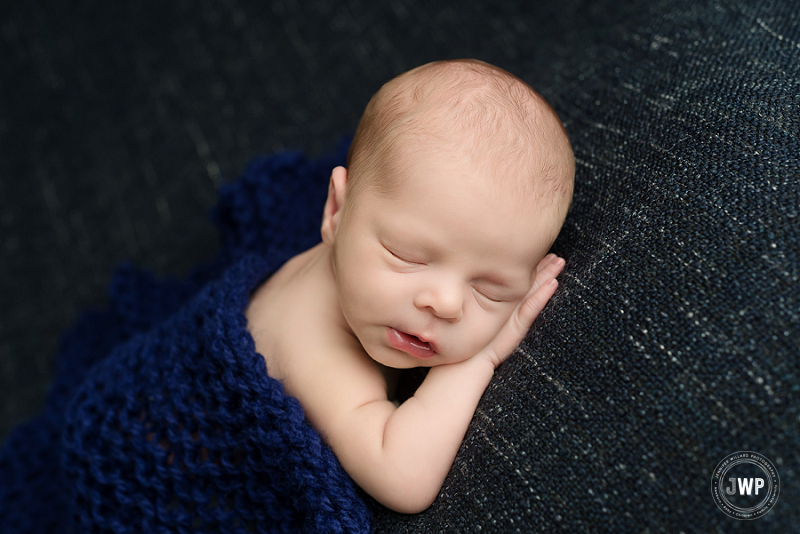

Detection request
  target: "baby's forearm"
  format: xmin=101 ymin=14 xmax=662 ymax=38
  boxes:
xmin=359 ymin=357 xmax=495 ymax=513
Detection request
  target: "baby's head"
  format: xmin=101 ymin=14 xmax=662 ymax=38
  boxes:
xmin=321 ymin=59 xmax=574 ymax=369
xmin=345 ymin=59 xmax=573 ymax=213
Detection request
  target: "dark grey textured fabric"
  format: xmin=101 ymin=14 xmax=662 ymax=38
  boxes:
xmin=2 ymin=0 xmax=797 ymax=531
xmin=370 ymin=0 xmax=799 ymax=531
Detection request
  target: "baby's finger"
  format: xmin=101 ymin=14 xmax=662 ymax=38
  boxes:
xmin=530 ymin=256 xmax=565 ymax=293
xmin=481 ymin=268 xmax=562 ymax=367
xmin=535 ymin=253 xmax=558 ymax=273
xmin=514 ymin=277 xmax=559 ymax=334
xmin=482 ymin=276 xmax=559 ymax=366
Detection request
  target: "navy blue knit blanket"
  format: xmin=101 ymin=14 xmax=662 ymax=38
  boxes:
xmin=0 ymin=142 xmax=373 ymax=533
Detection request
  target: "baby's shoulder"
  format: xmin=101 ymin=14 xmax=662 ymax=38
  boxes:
xmin=245 ymin=245 xmax=388 ymax=408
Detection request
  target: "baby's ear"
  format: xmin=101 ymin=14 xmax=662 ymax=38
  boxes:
xmin=321 ymin=166 xmax=348 ymax=245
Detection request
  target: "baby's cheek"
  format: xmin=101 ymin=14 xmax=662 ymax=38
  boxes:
xmin=349 ymin=261 xmax=385 ymax=298
xmin=471 ymin=311 xmax=507 ymax=350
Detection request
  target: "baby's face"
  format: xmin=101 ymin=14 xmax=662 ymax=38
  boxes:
xmin=331 ymin=149 xmax=563 ymax=369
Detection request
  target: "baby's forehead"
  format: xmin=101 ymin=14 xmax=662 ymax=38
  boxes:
xmin=389 ymin=142 xmax=558 ymax=212
xmin=390 ymin=116 xmax=568 ymax=197
xmin=374 ymin=155 xmax=563 ymax=271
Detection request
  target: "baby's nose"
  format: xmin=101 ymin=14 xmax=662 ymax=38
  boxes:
xmin=415 ymin=285 xmax=463 ymax=321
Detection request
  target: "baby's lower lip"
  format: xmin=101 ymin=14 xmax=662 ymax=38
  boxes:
xmin=387 ymin=328 xmax=436 ymax=359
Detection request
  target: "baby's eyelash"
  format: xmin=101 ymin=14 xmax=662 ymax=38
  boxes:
xmin=474 ymin=288 xmax=504 ymax=303
xmin=385 ymin=246 xmax=424 ymax=265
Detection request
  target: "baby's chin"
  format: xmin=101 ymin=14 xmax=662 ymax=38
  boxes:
xmin=365 ymin=345 xmax=472 ymax=370
xmin=367 ymin=351 xmax=435 ymax=370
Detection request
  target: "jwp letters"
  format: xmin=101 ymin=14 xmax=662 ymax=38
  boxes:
xmin=726 ymin=478 xmax=764 ymax=495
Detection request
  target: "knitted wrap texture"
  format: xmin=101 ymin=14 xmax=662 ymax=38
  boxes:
xmin=0 ymin=142 xmax=373 ymax=533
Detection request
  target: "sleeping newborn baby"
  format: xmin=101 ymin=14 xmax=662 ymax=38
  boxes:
xmin=246 ymin=59 xmax=574 ymax=514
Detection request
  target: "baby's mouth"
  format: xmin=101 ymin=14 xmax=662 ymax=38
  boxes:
xmin=387 ymin=328 xmax=436 ymax=359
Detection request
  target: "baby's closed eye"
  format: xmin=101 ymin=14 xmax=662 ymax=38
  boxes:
xmin=472 ymin=287 xmax=506 ymax=303
xmin=473 ymin=284 xmax=529 ymax=305
xmin=383 ymin=245 xmax=426 ymax=266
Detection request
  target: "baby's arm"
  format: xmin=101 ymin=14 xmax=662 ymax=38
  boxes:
xmin=327 ymin=254 xmax=565 ymax=513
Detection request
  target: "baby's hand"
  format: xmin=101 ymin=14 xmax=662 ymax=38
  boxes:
xmin=477 ymin=254 xmax=565 ymax=369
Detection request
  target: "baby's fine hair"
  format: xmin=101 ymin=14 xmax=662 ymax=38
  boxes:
xmin=346 ymin=59 xmax=574 ymax=204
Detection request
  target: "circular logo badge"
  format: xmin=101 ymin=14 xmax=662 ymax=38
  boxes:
xmin=711 ymin=451 xmax=780 ymax=520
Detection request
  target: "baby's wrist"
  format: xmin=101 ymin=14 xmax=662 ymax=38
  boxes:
xmin=467 ymin=352 xmax=502 ymax=375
